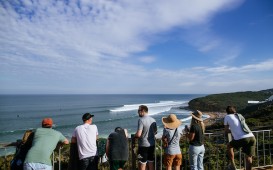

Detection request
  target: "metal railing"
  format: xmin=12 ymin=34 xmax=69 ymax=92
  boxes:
xmin=1 ymin=129 xmax=272 ymax=170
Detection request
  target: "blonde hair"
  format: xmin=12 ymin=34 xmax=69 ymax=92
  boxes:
xmin=22 ymin=130 xmax=33 ymax=143
xmin=190 ymin=118 xmax=205 ymax=134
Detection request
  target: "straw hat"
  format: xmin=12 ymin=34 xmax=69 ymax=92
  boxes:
xmin=191 ymin=110 xmax=203 ymax=122
xmin=162 ymin=114 xmax=182 ymax=129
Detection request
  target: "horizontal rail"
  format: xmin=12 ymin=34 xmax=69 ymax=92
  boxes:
xmin=1 ymin=129 xmax=272 ymax=170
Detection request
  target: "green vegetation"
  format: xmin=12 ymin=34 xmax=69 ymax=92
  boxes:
xmin=188 ymin=88 xmax=273 ymax=112
xmin=189 ymin=88 xmax=273 ymax=130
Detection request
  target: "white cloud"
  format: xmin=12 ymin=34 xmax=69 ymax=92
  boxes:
xmin=2 ymin=0 xmax=272 ymax=94
xmin=138 ymin=56 xmax=156 ymax=63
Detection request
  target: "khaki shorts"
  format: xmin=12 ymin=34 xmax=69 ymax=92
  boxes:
xmin=230 ymin=136 xmax=256 ymax=156
xmin=164 ymin=153 xmax=182 ymax=167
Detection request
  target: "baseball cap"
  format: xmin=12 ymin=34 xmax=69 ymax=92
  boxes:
xmin=42 ymin=118 xmax=53 ymax=127
xmin=82 ymin=113 xmax=94 ymax=121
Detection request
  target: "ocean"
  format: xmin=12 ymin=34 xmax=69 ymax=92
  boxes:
xmin=0 ymin=94 xmax=206 ymax=155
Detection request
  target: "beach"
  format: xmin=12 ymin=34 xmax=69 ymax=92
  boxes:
xmin=203 ymin=112 xmax=226 ymax=126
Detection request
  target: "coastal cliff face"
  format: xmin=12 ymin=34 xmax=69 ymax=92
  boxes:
xmin=188 ymin=88 xmax=273 ymax=129
xmin=188 ymin=89 xmax=273 ymax=112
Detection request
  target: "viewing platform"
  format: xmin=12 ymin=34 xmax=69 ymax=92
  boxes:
xmin=1 ymin=129 xmax=272 ymax=170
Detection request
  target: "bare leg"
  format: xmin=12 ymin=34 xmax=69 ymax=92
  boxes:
xmin=174 ymin=165 xmax=180 ymax=170
xmin=246 ymin=156 xmax=253 ymax=170
xmin=138 ymin=162 xmax=146 ymax=170
xmin=166 ymin=166 xmax=172 ymax=170
xmin=227 ymin=144 xmax=235 ymax=165
xmin=147 ymin=161 xmax=154 ymax=170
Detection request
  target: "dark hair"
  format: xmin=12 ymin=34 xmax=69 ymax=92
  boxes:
xmin=226 ymin=106 xmax=236 ymax=114
xmin=114 ymin=127 xmax=126 ymax=137
xmin=139 ymin=105 xmax=148 ymax=112
xmin=82 ymin=113 xmax=94 ymax=121
xmin=115 ymin=127 xmax=123 ymax=132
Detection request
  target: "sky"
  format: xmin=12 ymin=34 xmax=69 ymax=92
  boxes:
xmin=0 ymin=0 xmax=273 ymax=94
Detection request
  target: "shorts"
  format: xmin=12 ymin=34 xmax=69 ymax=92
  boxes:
xmin=137 ymin=146 xmax=155 ymax=163
xmin=164 ymin=153 xmax=182 ymax=167
xmin=24 ymin=163 xmax=52 ymax=170
xmin=230 ymin=136 xmax=256 ymax=156
xmin=109 ymin=160 xmax=126 ymax=170
xmin=79 ymin=156 xmax=99 ymax=170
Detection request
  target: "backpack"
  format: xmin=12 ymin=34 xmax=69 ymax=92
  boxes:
xmin=235 ymin=113 xmax=252 ymax=134
xmin=10 ymin=130 xmax=34 ymax=170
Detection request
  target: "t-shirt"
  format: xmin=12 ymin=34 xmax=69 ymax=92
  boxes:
xmin=72 ymin=123 xmax=98 ymax=160
xmin=24 ymin=128 xmax=67 ymax=166
xmin=108 ymin=130 xmax=129 ymax=160
xmin=162 ymin=127 xmax=182 ymax=155
xmin=137 ymin=115 xmax=157 ymax=147
xmin=189 ymin=124 xmax=204 ymax=146
xmin=224 ymin=114 xmax=254 ymax=140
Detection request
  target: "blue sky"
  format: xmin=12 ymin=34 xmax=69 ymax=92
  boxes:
xmin=0 ymin=0 xmax=273 ymax=94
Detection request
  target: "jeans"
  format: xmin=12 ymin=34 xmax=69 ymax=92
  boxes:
xmin=189 ymin=145 xmax=205 ymax=170
xmin=24 ymin=162 xmax=52 ymax=170
xmin=79 ymin=156 xmax=99 ymax=170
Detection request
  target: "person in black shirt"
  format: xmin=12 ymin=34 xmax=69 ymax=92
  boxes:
xmin=185 ymin=110 xmax=205 ymax=170
xmin=106 ymin=127 xmax=129 ymax=170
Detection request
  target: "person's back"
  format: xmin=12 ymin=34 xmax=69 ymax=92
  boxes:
xmin=162 ymin=114 xmax=183 ymax=170
xmin=163 ymin=127 xmax=182 ymax=155
xmin=71 ymin=113 xmax=99 ymax=170
xmin=138 ymin=115 xmax=157 ymax=147
xmin=106 ymin=127 xmax=129 ymax=170
xmin=135 ymin=105 xmax=157 ymax=170
xmin=25 ymin=128 xmax=67 ymax=165
xmin=73 ymin=123 xmax=98 ymax=159
xmin=224 ymin=106 xmax=256 ymax=170
xmin=24 ymin=118 xmax=69 ymax=170
xmin=107 ymin=129 xmax=128 ymax=160
xmin=224 ymin=114 xmax=254 ymax=140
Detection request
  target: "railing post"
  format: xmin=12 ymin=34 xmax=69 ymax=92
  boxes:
xmin=52 ymin=151 xmax=55 ymax=170
xmin=131 ymin=134 xmax=136 ymax=170
xmin=154 ymin=141 xmax=157 ymax=170
xmin=59 ymin=147 xmax=62 ymax=170
xmin=256 ymin=131 xmax=259 ymax=167
xmin=263 ymin=130 xmax=265 ymax=166
xmin=160 ymin=140 xmax=162 ymax=170
xmin=269 ymin=130 xmax=272 ymax=165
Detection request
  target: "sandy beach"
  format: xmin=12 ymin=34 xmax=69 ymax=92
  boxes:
xmin=203 ymin=112 xmax=226 ymax=126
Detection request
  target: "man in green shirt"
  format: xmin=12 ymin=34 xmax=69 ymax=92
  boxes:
xmin=24 ymin=118 xmax=69 ymax=170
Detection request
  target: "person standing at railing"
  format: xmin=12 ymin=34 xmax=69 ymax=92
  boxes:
xmin=106 ymin=127 xmax=129 ymax=170
xmin=185 ymin=110 xmax=205 ymax=170
xmin=224 ymin=106 xmax=256 ymax=170
xmin=71 ymin=113 xmax=99 ymax=170
xmin=134 ymin=105 xmax=157 ymax=170
xmin=23 ymin=118 xmax=69 ymax=170
xmin=161 ymin=114 xmax=183 ymax=170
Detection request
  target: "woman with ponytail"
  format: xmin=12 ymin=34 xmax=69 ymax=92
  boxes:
xmin=185 ymin=110 xmax=205 ymax=170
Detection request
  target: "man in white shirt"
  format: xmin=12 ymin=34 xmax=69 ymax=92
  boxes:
xmin=71 ymin=113 xmax=99 ymax=170
xmin=224 ymin=106 xmax=256 ymax=170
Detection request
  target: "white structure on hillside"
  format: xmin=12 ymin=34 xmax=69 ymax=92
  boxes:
xmin=248 ymin=95 xmax=273 ymax=104
xmin=248 ymin=101 xmax=260 ymax=104
xmin=266 ymin=95 xmax=273 ymax=101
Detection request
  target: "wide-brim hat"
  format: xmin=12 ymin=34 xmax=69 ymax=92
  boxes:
xmin=162 ymin=114 xmax=182 ymax=129
xmin=191 ymin=110 xmax=203 ymax=122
